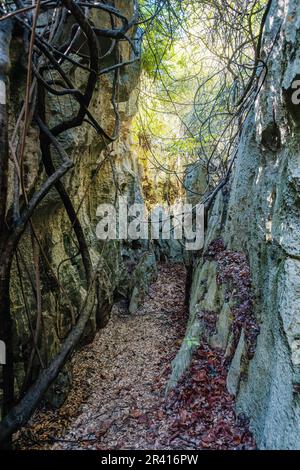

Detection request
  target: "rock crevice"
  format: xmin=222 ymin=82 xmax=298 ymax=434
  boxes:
xmin=170 ymin=0 xmax=300 ymax=450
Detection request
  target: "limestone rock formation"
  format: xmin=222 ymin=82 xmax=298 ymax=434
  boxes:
xmin=170 ymin=0 xmax=300 ymax=449
xmin=3 ymin=1 xmax=156 ymax=408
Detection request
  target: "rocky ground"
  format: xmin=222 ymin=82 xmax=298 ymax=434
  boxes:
xmin=15 ymin=263 xmax=255 ymax=450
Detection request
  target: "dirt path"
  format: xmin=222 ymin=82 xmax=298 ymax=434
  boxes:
xmin=15 ymin=262 xmax=255 ymax=450
xmin=15 ymin=263 xmax=188 ymax=450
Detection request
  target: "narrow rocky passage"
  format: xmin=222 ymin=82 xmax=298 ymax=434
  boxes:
xmin=15 ymin=263 xmax=255 ymax=450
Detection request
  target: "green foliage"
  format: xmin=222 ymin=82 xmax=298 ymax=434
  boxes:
xmin=134 ymin=1 xmax=268 ymax=205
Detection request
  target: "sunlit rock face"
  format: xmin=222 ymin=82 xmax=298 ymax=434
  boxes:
xmin=172 ymin=0 xmax=300 ymax=449
xmin=5 ymin=1 xmax=156 ymax=407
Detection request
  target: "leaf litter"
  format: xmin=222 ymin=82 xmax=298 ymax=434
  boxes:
xmin=15 ymin=263 xmax=255 ymax=450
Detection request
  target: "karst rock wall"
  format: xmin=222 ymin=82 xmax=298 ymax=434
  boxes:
xmin=2 ymin=1 xmax=156 ymax=408
xmin=170 ymin=0 xmax=300 ymax=449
